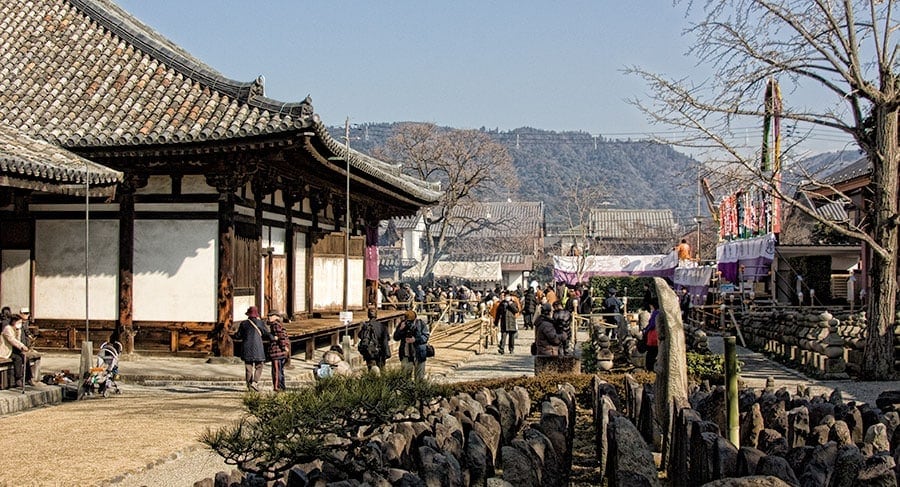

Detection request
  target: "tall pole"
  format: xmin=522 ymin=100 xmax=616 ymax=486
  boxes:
xmin=342 ymin=118 xmax=352 ymax=358
xmin=80 ymin=164 xmax=93 ymax=379
xmin=85 ymin=166 xmax=90 ymax=341
xmin=343 ymin=118 xmax=350 ymax=313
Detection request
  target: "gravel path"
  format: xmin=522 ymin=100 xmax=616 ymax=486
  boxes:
xmin=707 ymin=336 xmax=900 ymax=406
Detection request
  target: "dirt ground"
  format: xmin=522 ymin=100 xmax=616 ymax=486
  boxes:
xmin=0 ymin=388 xmax=244 ymax=486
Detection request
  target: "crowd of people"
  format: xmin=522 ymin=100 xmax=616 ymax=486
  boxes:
xmin=231 ymin=278 xmax=680 ymax=391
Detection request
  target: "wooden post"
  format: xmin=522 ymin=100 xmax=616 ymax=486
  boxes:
xmin=117 ymin=182 xmax=136 ymax=354
xmin=215 ymin=190 xmax=236 ymax=357
xmin=725 ymin=336 xmax=740 ymax=446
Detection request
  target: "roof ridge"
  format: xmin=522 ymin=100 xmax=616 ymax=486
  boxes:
xmin=68 ymin=0 xmax=312 ymax=118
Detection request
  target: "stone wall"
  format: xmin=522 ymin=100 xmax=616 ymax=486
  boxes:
xmin=197 ymin=384 xmax=577 ymax=486
xmin=740 ymin=308 xmax=868 ymax=378
xmin=592 ymin=373 xmax=900 ymax=487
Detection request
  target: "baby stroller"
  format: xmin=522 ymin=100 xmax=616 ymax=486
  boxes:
xmin=82 ymin=341 xmax=122 ymax=397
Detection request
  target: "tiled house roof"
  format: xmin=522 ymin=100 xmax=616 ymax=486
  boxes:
xmin=445 ymin=201 xmax=544 ymax=238
xmin=0 ymin=122 xmax=122 ymax=195
xmin=0 ymin=0 xmax=440 ymax=203
xmin=821 ymin=157 xmax=870 ymax=186
xmin=588 ymin=208 xmax=676 ymax=240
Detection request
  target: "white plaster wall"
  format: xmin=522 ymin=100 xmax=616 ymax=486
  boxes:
xmin=133 ymin=220 xmax=217 ymax=322
xmin=182 ymin=175 xmax=217 ymax=194
xmin=234 ymin=294 xmax=255 ymax=323
xmin=294 ymin=232 xmax=307 ymax=313
xmin=261 ymin=226 xmax=286 ymax=255
xmin=34 ymin=220 xmax=119 ymax=320
xmin=136 ymin=175 xmax=171 ymax=195
xmin=312 ymin=256 xmax=363 ymax=309
xmin=1 ymin=249 xmax=31 ymax=312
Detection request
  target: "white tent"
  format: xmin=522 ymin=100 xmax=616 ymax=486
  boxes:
xmin=402 ymin=260 xmax=502 ymax=282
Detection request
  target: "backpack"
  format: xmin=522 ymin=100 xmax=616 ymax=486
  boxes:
xmin=314 ymin=363 xmax=334 ymax=380
xmin=357 ymin=320 xmax=380 ymax=360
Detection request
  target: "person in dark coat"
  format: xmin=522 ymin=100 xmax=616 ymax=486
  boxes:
xmin=552 ymin=300 xmax=574 ymax=356
xmin=522 ymin=287 xmax=538 ymax=330
xmin=494 ymin=293 xmax=519 ymax=354
xmin=361 ymin=307 xmax=391 ymax=371
xmin=266 ymin=310 xmax=290 ymax=392
xmin=393 ymin=309 xmax=430 ymax=380
xmin=233 ymin=306 xmax=271 ymax=391
xmin=535 ymin=303 xmax=565 ymax=356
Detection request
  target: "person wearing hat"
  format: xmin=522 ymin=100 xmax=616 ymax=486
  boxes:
xmin=233 ymin=306 xmax=271 ymax=391
xmin=534 ymin=303 xmax=565 ymax=356
xmin=392 ymin=309 xmax=429 ymax=380
xmin=0 ymin=307 xmax=41 ymax=387
xmin=265 ymin=311 xmax=290 ymax=392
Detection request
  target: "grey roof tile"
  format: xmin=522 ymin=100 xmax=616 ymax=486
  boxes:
xmin=0 ymin=0 xmax=441 ymax=203
xmin=0 ymin=122 xmax=122 ymax=193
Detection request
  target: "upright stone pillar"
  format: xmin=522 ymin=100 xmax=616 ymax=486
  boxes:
xmin=653 ymin=277 xmax=689 ymax=466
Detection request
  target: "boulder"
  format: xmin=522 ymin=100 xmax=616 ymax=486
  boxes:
xmin=830 ymin=445 xmax=863 ymax=487
xmin=608 ymin=415 xmax=660 ymax=486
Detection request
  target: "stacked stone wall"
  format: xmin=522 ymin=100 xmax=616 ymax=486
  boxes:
xmin=740 ymin=308 xmax=867 ymax=378
xmin=592 ymin=373 xmax=900 ymax=486
xmin=197 ymin=383 xmax=577 ymax=486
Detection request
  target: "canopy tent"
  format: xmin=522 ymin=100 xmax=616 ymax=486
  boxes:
xmin=716 ymin=233 xmax=776 ymax=283
xmin=674 ymin=265 xmax=716 ymax=305
xmin=552 ymin=252 xmax=679 ymax=285
xmin=402 ymin=260 xmax=503 ymax=283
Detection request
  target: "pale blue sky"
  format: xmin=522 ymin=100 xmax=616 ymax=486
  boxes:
xmin=116 ymin=1 xmax=694 ymax=135
xmin=116 ymin=1 xmax=852 ymax=153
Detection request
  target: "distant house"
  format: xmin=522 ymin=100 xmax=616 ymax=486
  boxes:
xmin=557 ymin=208 xmax=678 ymax=255
xmin=381 ymin=201 xmax=545 ymax=288
xmin=774 ymin=158 xmax=866 ymax=304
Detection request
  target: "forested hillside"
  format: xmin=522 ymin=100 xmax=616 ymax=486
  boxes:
xmin=333 ymin=123 xmax=702 ymax=228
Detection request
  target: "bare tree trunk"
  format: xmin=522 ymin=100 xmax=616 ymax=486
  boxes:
xmin=862 ymin=103 xmax=899 ymax=380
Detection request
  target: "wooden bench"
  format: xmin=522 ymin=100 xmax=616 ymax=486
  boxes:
xmin=0 ymin=355 xmax=41 ymax=389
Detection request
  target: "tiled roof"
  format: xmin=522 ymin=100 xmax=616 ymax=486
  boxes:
xmin=820 ymin=157 xmax=870 ymax=185
xmin=0 ymin=0 xmax=440 ymax=203
xmin=588 ymin=208 xmax=676 ymax=240
xmin=0 ymin=0 xmax=309 ymax=147
xmin=445 ymin=201 xmax=544 ymax=238
xmin=0 ymin=122 xmax=122 ymax=195
xmin=815 ymin=201 xmax=849 ymax=223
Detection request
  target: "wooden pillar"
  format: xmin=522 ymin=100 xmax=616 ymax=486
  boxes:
xmin=117 ymin=184 xmax=135 ymax=354
xmin=216 ymin=190 xmax=236 ymax=357
xmin=284 ymin=190 xmax=297 ymax=318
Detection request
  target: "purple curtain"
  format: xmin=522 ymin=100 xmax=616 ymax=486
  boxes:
xmin=364 ymin=225 xmax=379 ymax=280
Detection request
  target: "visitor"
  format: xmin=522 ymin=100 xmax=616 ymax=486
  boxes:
xmin=393 ymin=310 xmax=430 ymax=380
xmin=233 ymin=306 xmax=271 ymax=392
xmin=642 ymin=300 xmax=660 ymax=372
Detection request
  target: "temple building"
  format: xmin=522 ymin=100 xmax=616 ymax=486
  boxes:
xmin=0 ymin=0 xmax=441 ymax=355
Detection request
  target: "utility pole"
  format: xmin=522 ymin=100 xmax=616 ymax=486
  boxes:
xmin=343 ymin=118 xmax=350 ymax=313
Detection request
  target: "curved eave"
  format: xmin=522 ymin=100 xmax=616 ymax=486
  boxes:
xmin=0 ymin=123 xmax=123 ymax=196
xmin=310 ymin=121 xmax=441 ymax=205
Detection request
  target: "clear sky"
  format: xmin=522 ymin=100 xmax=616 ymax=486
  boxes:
xmin=115 ymin=0 xmax=852 ymax=153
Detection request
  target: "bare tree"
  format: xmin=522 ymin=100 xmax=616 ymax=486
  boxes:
xmin=556 ymin=174 xmax=608 ymax=283
xmin=376 ymin=123 xmax=519 ymax=281
xmin=628 ymin=1 xmax=899 ymax=379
